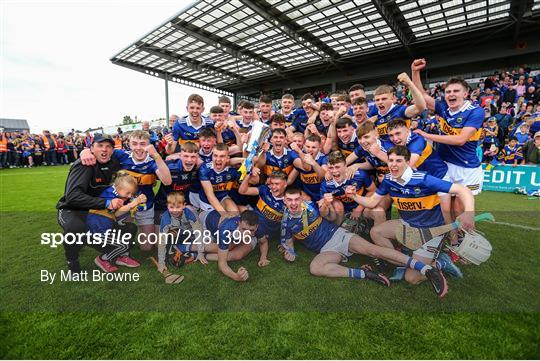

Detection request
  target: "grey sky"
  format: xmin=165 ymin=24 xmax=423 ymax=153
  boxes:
xmin=1 ymin=0 xmax=225 ymax=133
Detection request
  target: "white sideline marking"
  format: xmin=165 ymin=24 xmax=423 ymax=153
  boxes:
xmin=491 ymin=221 xmax=540 ymax=231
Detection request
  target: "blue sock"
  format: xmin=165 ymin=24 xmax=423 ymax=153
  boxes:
xmin=406 ymin=257 xmax=431 ymax=275
xmin=348 ymin=268 xmax=365 ymax=279
xmin=435 ymin=258 xmax=446 ymax=270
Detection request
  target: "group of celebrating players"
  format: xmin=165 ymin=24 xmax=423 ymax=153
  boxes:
xmin=58 ymin=58 xmax=483 ymax=298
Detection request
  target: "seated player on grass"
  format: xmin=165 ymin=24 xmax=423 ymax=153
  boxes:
xmin=87 ymin=171 xmax=145 ymax=273
xmin=280 ymin=187 xmax=449 ymax=297
xmin=349 ymin=145 xmax=475 ymax=283
xmin=320 ymin=151 xmax=385 ymax=226
xmin=204 ymin=210 xmax=260 ymax=282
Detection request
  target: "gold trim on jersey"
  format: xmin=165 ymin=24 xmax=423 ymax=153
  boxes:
xmin=125 ymin=170 xmax=156 ymax=186
xmin=300 ymin=172 xmax=321 ymax=184
xmin=256 ymin=198 xmax=283 ymax=222
xmin=414 ymin=142 xmax=433 ymax=168
xmin=392 ymin=194 xmax=440 ymax=211
xmin=294 ymin=216 xmax=322 ymax=240
xmin=264 ymin=164 xmax=293 ymax=175
xmin=88 ymin=209 xmax=116 ymax=220
xmin=436 ymin=116 xmax=482 ymax=141
xmin=213 ymin=181 xmax=236 ymax=192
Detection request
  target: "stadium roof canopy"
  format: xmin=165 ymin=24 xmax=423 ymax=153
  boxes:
xmin=111 ymin=0 xmax=540 ymax=98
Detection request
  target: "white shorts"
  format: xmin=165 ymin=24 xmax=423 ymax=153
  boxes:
xmin=135 ymin=207 xmax=155 ymax=226
xmin=189 ymin=193 xmax=202 ymax=210
xmin=320 ymin=227 xmax=354 ymax=258
xmin=443 ymin=162 xmax=483 ymax=195
xmin=413 ymin=235 xmax=444 ymax=259
xmin=400 ymin=219 xmax=444 ymax=259
xmin=199 ymin=196 xmax=231 ymax=212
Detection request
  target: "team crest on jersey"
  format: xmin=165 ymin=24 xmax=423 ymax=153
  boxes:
xmin=414 ymin=187 xmax=422 ymax=195
xmin=456 ymin=117 xmax=463 ymax=124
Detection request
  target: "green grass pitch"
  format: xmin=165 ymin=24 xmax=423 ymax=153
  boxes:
xmin=1 ymin=165 xmax=539 ymax=359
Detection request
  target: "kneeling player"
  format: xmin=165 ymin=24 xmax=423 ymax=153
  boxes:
xmin=281 ymin=187 xmax=449 ymax=297
xmin=348 ymin=146 xmax=474 ymax=283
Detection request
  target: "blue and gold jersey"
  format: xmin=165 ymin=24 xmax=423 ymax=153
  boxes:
xmin=154 ymin=160 xmax=198 ymax=210
xmin=87 ymin=186 xmax=130 ymax=233
xmin=236 ymin=119 xmax=254 ymax=132
xmin=434 ymin=100 xmax=484 ymax=168
xmin=312 ymin=116 xmax=330 ymax=135
xmin=279 ymin=109 xmax=296 ymax=127
xmin=172 ymin=116 xmax=214 ymax=144
xmin=499 ymin=145 xmax=523 ymax=163
xmin=353 ymin=141 xmax=388 ymax=174
xmin=291 ymin=109 xmax=310 ymax=133
xmin=320 ymin=170 xmax=372 ymax=212
xmin=280 ymin=202 xmax=340 ymax=253
xmin=294 ymin=152 xmax=328 ymax=202
xmin=198 ymin=149 xmax=213 ymax=164
xmin=382 ymin=133 xmax=448 ymax=179
xmin=198 ymin=163 xmax=240 ymax=204
xmin=376 ymin=168 xmax=452 ymax=228
xmin=263 ymin=148 xmax=298 ymax=176
xmin=205 ymin=212 xmax=249 ymax=251
xmin=254 ymin=185 xmax=285 ymax=238
xmin=376 ymin=104 xmax=409 ymax=140
xmin=337 ymin=132 xmax=360 ymax=156
xmin=113 ymin=149 xmax=158 ymax=210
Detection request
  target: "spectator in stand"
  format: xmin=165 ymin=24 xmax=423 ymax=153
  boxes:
xmin=524 ymin=86 xmax=539 ymax=105
xmin=483 ymin=117 xmax=498 ymax=152
xmin=0 ymin=132 xmax=7 ymax=168
xmin=42 ymin=130 xmax=57 ymax=166
xmin=142 ymin=120 xmax=159 ymax=148
xmin=84 ymin=131 xmax=93 ymax=148
xmin=494 ymin=103 xmax=512 ymax=146
xmin=521 ymin=131 xmax=540 ymax=164
xmin=516 ymin=77 xmax=527 ymax=97
xmin=514 ymin=123 xmax=531 ymax=146
xmin=498 ymin=137 xmax=523 ymax=167
xmin=56 ymin=135 xmax=68 ymax=165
